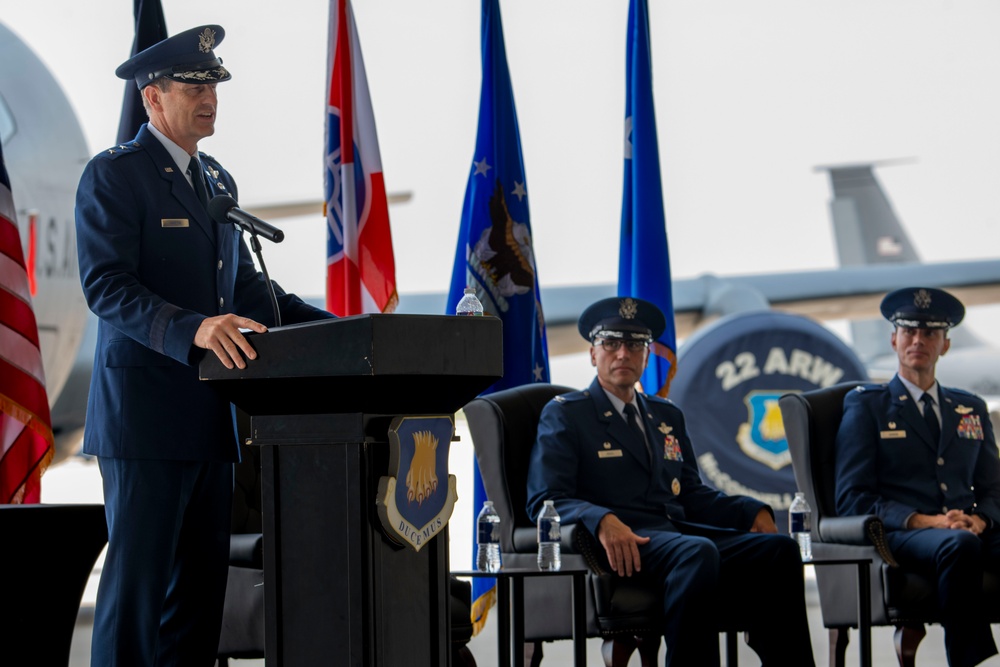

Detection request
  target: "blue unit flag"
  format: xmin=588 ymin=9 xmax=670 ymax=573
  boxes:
xmin=447 ymin=0 xmax=550 ymax=635
xmin=619 ymin=0 xmax=677 ymax=397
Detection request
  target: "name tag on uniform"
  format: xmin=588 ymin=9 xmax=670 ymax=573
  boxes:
xmin=880 ymin=430 xmax=906 ymax=439
xmin=598 ymin=449 xmax=623 ymax=458
xmin=161 ymin=218 xmax=189 ymax=228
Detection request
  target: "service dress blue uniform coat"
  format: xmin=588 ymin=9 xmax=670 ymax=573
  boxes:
xmin=835 ymin=376 xmax=1000 ymax=667
xmin=526 ymin=378 xmax=815 ymax=667
xmin=76 ymin=123 xmax=334 ymax=667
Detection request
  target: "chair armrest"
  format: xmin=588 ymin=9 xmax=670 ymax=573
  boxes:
xmin=230 ymin=532 xmax=264 ymax=568
xmin=818 ymin=515 xmax=897 ymax=568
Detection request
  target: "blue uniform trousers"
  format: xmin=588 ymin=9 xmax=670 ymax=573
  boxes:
xmin=887 ymin=527 xmax=1000 ymax=667
xmin=623 ymin=528 xmax=815 ymax=667
xmin=92 ymin=458 xmax=233 ymax=667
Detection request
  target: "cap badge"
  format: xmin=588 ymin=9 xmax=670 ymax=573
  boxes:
xmin=198 ymin=28 xmax=217 ymax=54
xmin=914 ymin=289 xmax=932 ymax=309
xmin=619 ymin=298 xmax=638 ymax=320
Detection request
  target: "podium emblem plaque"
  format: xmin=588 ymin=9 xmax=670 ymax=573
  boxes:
xmin=377 ymin=415 xmax=458 ymax=551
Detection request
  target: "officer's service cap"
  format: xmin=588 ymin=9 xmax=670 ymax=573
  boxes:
xmin=880 ymin=287 xmax=965 ymax=330
xmin=116 ymin=25 xmax=231 ymax=90
xmin=578 ymin=297 xmax=666 ymax=342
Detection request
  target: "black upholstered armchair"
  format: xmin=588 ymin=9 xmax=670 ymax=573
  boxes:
xmin=463 ymin=382 xmax=744 ymax=667
xmin=780 ymin=381 xmax=1000 ymax=667
xmin=216 ymin=433 xmax=265 ymax=665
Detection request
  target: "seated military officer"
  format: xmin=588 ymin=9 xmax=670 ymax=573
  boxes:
xmin=526 ymin=296 xmax=815 ymax=667
xmin=835 ymin=287 xmax=1000 ymax=667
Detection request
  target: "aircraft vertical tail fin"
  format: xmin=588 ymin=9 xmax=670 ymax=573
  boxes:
xmin=818 ymin=163 xmax=920 ymax=267
xmin=818 ymin=161 xmax=982 ymax=360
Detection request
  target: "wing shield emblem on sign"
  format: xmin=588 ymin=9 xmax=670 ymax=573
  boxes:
xmin=377 ymin=416 xmax=458 ymax=551
xmin=736 ymin=391 xmax=791 ymax=471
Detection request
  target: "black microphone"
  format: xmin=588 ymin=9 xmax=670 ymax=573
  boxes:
xmin=208 ymin=195 xmax=285 ymax=243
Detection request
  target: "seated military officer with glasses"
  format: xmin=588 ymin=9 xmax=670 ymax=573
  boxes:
xmin=526 ymin=296 xmax=815 ymax=667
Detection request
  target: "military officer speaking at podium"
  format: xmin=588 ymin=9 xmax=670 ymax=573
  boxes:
xmin=526 ymin=297 xmax=815 ymax=667
xmin=835 ymin=287 xmax=1000 ymax=667
xmin=75 ymin=25 xmax=333 ymax=667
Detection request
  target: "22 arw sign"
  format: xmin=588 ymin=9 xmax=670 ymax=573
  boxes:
xmin=670 ymin=311 xmax=868 ymax=526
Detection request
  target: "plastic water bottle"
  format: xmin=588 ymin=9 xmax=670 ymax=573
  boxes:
xmin=476 ymin=500 xmax=501 ymax=572
xmin=789 ymin=492 xmax=812 ymax=561
xmin=456 ymin=286 xmax=484 ymax=316
xmin=536 ymin=500 xmax=561 ymax=571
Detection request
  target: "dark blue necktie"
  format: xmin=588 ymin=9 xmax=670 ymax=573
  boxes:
xmin=623 ymin=403 xmax=651 ymax=463
xmin=189 ymin=156 xmax=209 ymax=208
xmin=921 ymin=393 xmax=941 ymax=443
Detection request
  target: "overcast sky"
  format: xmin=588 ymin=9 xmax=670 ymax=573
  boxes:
xmin=3 ymin=0 xmax=1000 ymax=323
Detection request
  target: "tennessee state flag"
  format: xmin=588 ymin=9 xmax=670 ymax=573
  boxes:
xmin=0 ymin=141 xmax=53 ymax=503
xmin=619 ymin=0 xmax=677 ymax=397
xmin=448 ymin=0 xmax=550 ymax=635
xmin=325 ymin=0 xmax=397 ymax=316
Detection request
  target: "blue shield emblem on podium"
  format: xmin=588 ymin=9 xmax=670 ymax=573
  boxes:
xmin=377 ymin=416 xmax=458 ymax=551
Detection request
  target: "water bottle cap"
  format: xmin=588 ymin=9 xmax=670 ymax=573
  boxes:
xmin=543 ymin=500 xmax=554 ymax=506
xmin=465 ymin=286 xmax=475 ymax=294
xmin=484 ymin=500 xmax=494 ymax=507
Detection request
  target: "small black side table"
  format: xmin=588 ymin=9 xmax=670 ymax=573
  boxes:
xmin=452 ymin=567 xmax=588 ymax=667
xmin=805 ymin=557 xmax=872 ymax=667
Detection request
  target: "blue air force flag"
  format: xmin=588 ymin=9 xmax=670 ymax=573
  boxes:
xmin=447 ymin=0 xmax=550 ymax=636
xmin=619 ymin=0 xmax=677 ymax=398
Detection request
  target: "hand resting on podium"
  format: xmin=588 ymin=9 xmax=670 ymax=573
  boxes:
xmin=195 ymin=313 xmax=268 ymax=369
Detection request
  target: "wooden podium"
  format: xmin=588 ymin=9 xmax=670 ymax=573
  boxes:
xmin=200 ymin=314 xmax=502 ymax=667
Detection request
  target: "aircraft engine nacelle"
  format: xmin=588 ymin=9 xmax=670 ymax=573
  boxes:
xmin=669 ymin=310 xmax=869 ymax=530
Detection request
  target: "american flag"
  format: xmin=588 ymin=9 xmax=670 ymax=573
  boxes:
xmin=0 ymin=141 xmax=53 ymax=503
xmin=325 ymin=0 xmax=397 ymax=316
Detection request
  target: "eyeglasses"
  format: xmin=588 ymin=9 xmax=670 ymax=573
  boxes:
xmin=594 ymin=339 xmax=649 ymax=353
